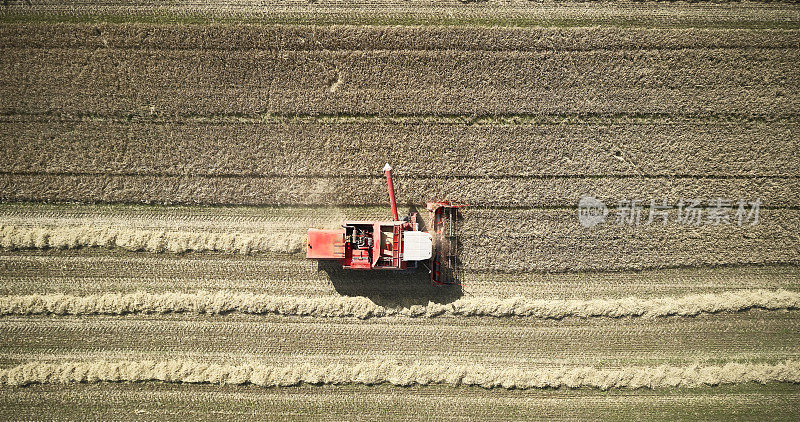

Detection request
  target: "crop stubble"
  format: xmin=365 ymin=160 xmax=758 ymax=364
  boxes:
xmin=1 ymin=5 xmax=799 ymax=417
xmin=2 ymin=24 xmax=799 ymax=207
xmin=1 ymin=312 xmax=797 ymax=368
xmin=3 ymin=46 xmax=797 ymax=117
xmin=3 ymin=1 xmax=800 ymax=28
xmin=1 ymin=383 xmax=798 ymax=421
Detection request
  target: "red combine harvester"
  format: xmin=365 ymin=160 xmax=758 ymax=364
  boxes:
xmin=306 ymin=164 xmax=465 ymax=285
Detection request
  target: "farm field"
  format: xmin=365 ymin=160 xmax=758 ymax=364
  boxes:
xmin=1 ymin=0 xmax=799 ymax=420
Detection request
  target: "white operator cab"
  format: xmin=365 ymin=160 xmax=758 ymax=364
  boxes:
xmin=402 ymin=230 xmax=433 ymax=261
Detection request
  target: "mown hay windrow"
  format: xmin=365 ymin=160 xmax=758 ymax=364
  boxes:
xmin=1 ymin=359 xmax=798 ymax=390
xmin=0 ymin=225 xmax=304 ymax=254
xmin=1 ymin=290 xmax=796 ymax=319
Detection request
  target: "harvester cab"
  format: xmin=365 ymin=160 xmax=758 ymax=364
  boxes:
xmin=306 ymin=164 xmax=465 ymax=285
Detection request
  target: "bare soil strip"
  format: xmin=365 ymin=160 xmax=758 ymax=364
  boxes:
xmin=2 ymin=359 xmax=798 ymax=390
xmin=1 ymin=383 xmax=798 ymax=421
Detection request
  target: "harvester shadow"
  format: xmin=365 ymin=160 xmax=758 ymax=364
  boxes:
xmin=409 ymin=204 xmax=427 ymax=232
xmin=322 ymin=260 xmax=464 ymax=308
xmin=321 ymin=204 xmax=464 ymax=308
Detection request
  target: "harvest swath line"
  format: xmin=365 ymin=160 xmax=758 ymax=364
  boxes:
xmin=0 ymin=289 xmax=797 ymax=319
xmin=2 ymin=204 xmax=799 ymax=273
xmin=2 ymin=359 xmax=798 ymax=390
xmin=0 ymin=224 xmax=306 ymax=254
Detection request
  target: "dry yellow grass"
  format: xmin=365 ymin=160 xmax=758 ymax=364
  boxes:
xmin=0 ymin=289 xmax=797 ymax=319
xmin=0 ymin=224 xmax=305 ymax=254
xmin=2 ymin=359 xmax=798 ymax=390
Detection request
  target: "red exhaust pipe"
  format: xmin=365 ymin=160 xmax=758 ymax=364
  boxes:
xmin=383 ymin=163 xmax=400 ymax=221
